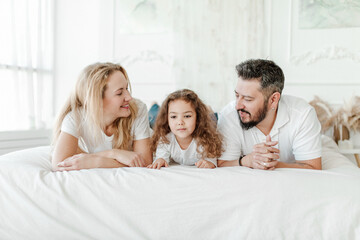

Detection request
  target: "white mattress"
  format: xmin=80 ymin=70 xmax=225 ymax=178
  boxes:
xmin=0 ymin=135 xmax=359 ymax=240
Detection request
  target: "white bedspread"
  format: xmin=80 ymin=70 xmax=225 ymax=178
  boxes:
xmin=0 ymin=135 xmax=359 ymax=240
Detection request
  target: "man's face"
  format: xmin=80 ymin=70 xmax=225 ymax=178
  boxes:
xmin=235 ymin=77 xmax=268 ymax=130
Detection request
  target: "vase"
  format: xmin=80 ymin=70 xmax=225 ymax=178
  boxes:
xmin=333 ymin=124 xmax=350 ymax=144
xmin=351 ymin=131 xmax=360 ymax=148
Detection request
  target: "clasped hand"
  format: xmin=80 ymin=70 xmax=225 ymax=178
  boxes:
xmin=245 ymin=135 xmax=280 ymax=170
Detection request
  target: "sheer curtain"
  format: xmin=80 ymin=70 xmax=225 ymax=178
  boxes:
xmin=0 ymin=0 xmax=54 ymax=131
xmin=171 ymin=0 xmax=266 ymax=111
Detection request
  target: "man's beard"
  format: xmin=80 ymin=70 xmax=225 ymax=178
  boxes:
xmin=238 ymin=104 xmax=268 ymax=130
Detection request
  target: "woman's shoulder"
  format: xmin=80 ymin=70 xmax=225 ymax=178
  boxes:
xmin=132 ymin=98 xmax=147 ymax=115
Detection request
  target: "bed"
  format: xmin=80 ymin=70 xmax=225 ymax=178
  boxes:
xmin=0 ymin=135 xmax=359 ymax=240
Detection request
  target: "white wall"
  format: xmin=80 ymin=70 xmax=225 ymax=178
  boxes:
xmin=268 ymin=0 xmax=360 ymax=105
xmin=54 ymin=0 xmax=103 ymax=113
xmin=54 ymin=0 xmax=360 ymax=114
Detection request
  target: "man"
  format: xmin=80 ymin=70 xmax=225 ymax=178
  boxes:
xmin=217 ymin=59 xmax=322 ymax=170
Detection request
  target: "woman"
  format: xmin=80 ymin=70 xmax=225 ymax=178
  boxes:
xmin=52 ymin=62 xmax=152 ymax=171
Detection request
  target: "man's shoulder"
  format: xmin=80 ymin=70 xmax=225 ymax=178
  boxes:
xmin=281 ymin=95 xmax=313 ymax=113
xmin=218 ymin=101 xmax=241 ymax=130
xmin=219 ymin=101 xmax=237 ymax=117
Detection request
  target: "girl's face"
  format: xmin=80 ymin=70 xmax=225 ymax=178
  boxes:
xmin=168 ymin=99 xmax=197 ymax=142
xmin=103 ymin=71 xmax=132 ymax=120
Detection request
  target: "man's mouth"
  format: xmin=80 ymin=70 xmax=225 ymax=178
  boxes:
xmin=238 ymin=109 xmax=250 ymax=118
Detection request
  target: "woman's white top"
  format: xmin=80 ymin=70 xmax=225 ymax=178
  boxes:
xmin=155 ymin=132 xmax=217 ymax=166
xmin=61 ymin=99 xmax=150 ymax=153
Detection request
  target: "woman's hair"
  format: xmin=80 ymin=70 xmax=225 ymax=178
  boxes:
xmin=52 ymin=62 xmax=138 ymax=150
xmin=151 ymin=89 xmax=223 ymax=159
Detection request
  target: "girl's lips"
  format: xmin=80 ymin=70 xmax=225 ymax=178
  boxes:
xmin=177 ymin=128 xmax=186 ymax=131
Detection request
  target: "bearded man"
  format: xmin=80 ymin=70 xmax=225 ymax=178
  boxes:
xmin=217 ymin=59 xmax=322 ymax=170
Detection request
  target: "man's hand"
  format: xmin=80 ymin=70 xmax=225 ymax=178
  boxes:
xmin=242 ymin=135 xmax=280 ymax=170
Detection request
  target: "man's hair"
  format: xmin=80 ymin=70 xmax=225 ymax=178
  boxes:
xmin=235 ymin=59 xmax=284 ymax=99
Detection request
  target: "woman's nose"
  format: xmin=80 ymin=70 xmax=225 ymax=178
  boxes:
xmin=125 ymin=90 xmax=132 ymax=101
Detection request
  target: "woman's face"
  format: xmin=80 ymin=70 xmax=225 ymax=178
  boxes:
xmin=103 ymin=71 xmax=132 ymax=120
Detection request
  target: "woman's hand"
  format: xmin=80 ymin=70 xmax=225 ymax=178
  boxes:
xmin=195 ymin=160 xmax=216 ymax=169
xmin=56 ymin=153 xmax=100 ymax=171
xmin=115 ymin=150 xmax=146 ymax=167
xmin=147 ymin=158 xmax=168 ymax=169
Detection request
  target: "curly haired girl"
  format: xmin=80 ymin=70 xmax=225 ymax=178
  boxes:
xmin=148 ymin=89 xmax=223 ymax=169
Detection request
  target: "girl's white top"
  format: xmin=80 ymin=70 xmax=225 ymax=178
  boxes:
xmin=155 ymin=132 xmax=217 ymax=166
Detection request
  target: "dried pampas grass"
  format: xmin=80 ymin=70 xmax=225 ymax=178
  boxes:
xmin=309 ymin=96 xmax=334 ymax=132
xmin=340 ymin=96 xmax=360 ymax=132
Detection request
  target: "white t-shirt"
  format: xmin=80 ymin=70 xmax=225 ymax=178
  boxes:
xmin=218 ymin=95 xmax=322 ymax=162
xmin=61 ymin=99 xmax=150 ymax=153
xmin=155 ymin=132 xmax=217 ymax=166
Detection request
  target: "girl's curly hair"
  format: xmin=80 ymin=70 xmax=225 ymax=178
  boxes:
xmin=151 ymin=89 xmax=224 ymax=159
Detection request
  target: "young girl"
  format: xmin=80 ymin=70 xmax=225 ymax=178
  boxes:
xmin=52 ymin=62 xmax=152 ymax=171
xmin=147 ymin=89 xmax=223 ymax=169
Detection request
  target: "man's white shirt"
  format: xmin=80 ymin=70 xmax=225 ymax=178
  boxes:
xmin=218 ymin=95 xmax=322 ymax=162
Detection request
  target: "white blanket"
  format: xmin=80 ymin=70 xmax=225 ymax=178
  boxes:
xmin=0 ymin=135 xmax=359 ymax=240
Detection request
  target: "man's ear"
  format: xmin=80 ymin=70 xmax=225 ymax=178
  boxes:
xmin=268 ymin=92 xmax=281 ymax=110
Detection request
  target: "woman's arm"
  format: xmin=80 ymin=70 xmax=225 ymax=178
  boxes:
xmin=133 ymin=137 xmax=153 ymax=166
xmin=52 ymin=132 xmax=79 ymax=170
xmin=52 ymin=132 xmax=126 ymax=171
xmin=90 ymin=138 xmax=153 ymax=167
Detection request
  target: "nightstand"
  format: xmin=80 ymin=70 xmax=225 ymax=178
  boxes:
xmin=339 ymin=149 xmax=360 ymax=167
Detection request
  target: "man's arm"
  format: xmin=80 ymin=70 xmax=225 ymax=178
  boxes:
xmin=275 ymin=157 xmax=322 ymax=170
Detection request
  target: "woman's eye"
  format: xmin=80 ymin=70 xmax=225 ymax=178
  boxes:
xmin=117 ymin=92 xmax=123 ymax=96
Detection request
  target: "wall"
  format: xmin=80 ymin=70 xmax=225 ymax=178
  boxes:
xmin=53 ymin=0 xmax=360 ymax=113
xmin=268 ymin=0 xmax=360 ymax=105
xmin=54 ymin=0 xmax=103 ymax=113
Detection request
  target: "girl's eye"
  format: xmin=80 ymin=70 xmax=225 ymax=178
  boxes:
xmin=184 ymin=115 xmax=192 ymax=118
xmin=170 ymin=116 xmax=176 ymax=119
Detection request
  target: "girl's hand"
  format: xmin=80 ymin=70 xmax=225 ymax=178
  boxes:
xmin=147 ymin=158 xmax=168 ymax=169
xmin=56 ymin=153 xmax=99 ymax=171
xmin=195 ymin=160 xmax=216 ymax=169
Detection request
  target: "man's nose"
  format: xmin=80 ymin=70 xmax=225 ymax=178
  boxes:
xmin=236 ymin=98 xmax=244 ymax=110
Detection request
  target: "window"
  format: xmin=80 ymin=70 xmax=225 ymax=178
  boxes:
xmin=0 ymin=0 xmax=54 ymax=131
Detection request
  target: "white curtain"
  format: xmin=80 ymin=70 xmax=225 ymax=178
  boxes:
xmin=170 ymin=0 xmax=266 ymax=111
xmin=0 ymin=0 xmax=54 ymax=131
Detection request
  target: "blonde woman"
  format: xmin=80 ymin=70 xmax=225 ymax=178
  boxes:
xmin=52 ymin=62 xmax=152 ymax=171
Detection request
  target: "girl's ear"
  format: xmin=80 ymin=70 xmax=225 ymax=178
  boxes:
xmin=268 ymin=92 xmax=281 ymax=110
